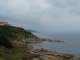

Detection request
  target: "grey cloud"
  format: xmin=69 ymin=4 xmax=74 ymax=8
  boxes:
xmin=70 ymin=8 xmax=80 ymax=15
xmin=67 ymin=1 xmax=78 ymax=6
xmin=47 ymin=0 xmax=80 ymax=9
xmin=0 ymin=0 xmax=80 ymax=33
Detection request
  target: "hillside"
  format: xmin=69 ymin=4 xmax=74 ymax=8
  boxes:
xmin=0 ymin=26 xmax=32 ymax=48
xmin=0 ymin=26 xmax=80 ymax=60
xmin=0 ymin=26 xmax=32 ymax=38
xmin=0 ymin=25 xmax=40 ymax=60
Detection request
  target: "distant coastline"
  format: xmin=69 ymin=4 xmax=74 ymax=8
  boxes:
xmin=26 ymin=29 xmax=38 ymax=33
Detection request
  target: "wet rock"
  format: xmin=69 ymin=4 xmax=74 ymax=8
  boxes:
xmin=40 ymin=38 xmax=64 ymax=43
xmin=53 ymin=40 xmax=64 ymax=42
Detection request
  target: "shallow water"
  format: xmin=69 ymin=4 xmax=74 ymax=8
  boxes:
xmin=32 ymin=33 xmax=80 ymax=55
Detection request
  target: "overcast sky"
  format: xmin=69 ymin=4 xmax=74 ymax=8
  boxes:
xmin=0 ymin=0 xmax=80 ymax=33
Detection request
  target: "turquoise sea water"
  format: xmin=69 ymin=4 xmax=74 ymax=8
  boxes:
xmin=32 ymin=33 xmax=80 ymax=55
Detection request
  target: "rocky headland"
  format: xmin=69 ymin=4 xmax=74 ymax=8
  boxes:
xmin=0 ymin=26 xmax=80 ymax=60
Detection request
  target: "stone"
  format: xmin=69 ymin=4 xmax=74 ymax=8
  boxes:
xmin=33 ymin=58 xmax=38 ymax=60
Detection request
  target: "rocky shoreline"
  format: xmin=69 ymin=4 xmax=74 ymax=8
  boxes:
xmin=8 ymin=35 xmax=80 ymax=60
xmin=26 ymin=45 xmax=80 ymax=60
xmin=40 ymin=38 xmax=64 ymax=42
xmin=1 ymin=26 xmax=79 ymax=60
xmin=26 ymin=38 xmax=65 ymax=44
xmin=12 ymin=36 xmax=80 ymax=60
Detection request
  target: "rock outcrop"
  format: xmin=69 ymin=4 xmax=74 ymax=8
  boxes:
xmin=27 ymin=47 xmax=80 ymax=60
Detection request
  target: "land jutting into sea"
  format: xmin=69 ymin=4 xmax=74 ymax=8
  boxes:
xmin=0 ymin=22 xmax=80 ymax=60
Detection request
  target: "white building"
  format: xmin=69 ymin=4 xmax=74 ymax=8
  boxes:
xmin=0 ymin=20 xmax=11 ymax=26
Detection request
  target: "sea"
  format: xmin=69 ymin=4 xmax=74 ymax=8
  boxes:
xmin=31 ymin=32 xmax=80 ymax=55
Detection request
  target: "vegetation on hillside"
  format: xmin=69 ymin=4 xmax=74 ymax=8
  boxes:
xmin=0 ymin=34 xmax=13 ymax=48
xmin=0 ymin=26 xmax=32 ymax=48
xmin=0 ymin=26 xmax=32 ymax=38
xmin=0 ymin=43 xmax=39 ymax=60
xmin=0 ymin=26 xmax=40 ymax=60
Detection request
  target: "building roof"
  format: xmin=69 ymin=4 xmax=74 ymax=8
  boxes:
xmin=0 ymin=20 xmax=11 ymax=26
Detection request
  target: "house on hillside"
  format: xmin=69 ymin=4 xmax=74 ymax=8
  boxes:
xmin=0 ymin=20 xmax=11 ymax=26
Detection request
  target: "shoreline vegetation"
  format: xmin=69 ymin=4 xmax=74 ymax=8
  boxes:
xmin=0 ymin=26 xmax=80 ymax=60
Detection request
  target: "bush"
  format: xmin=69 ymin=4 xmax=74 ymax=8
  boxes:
xmin=0 ymin=35 xmax=13 ymax=49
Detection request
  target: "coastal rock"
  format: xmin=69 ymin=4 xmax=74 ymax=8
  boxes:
xmin=26 ymin=37 xmax=41 ymax=44
xmin=12 ymin=34 xmax=64 ymax=45
xmin=40 ymin=38 xmax=64 ymax=43
xmin=28 ymin=48 xmax=80 ymax=60
xmin=10 ymin=34 xmax=80 ymax=60
xmin=10 ymin=33 xmax=79 ymax=60
xmin=53 ymin=40 xmax=64 ymax=42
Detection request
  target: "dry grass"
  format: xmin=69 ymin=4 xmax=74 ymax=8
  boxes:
xmin=21 ymin=53 xmax=40 ymax=60
xmin=0 ymin=58 xmax=4 ymax=60
xmin=0 ymin=43 xmax=40 ymax=60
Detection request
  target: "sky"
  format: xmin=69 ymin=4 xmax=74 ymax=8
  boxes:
xmin=0 ymin=0 xmax=80 ymax=33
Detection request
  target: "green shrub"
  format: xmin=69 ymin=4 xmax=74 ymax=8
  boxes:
xmin=0 ymin=35 xmax=13 ymax=48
